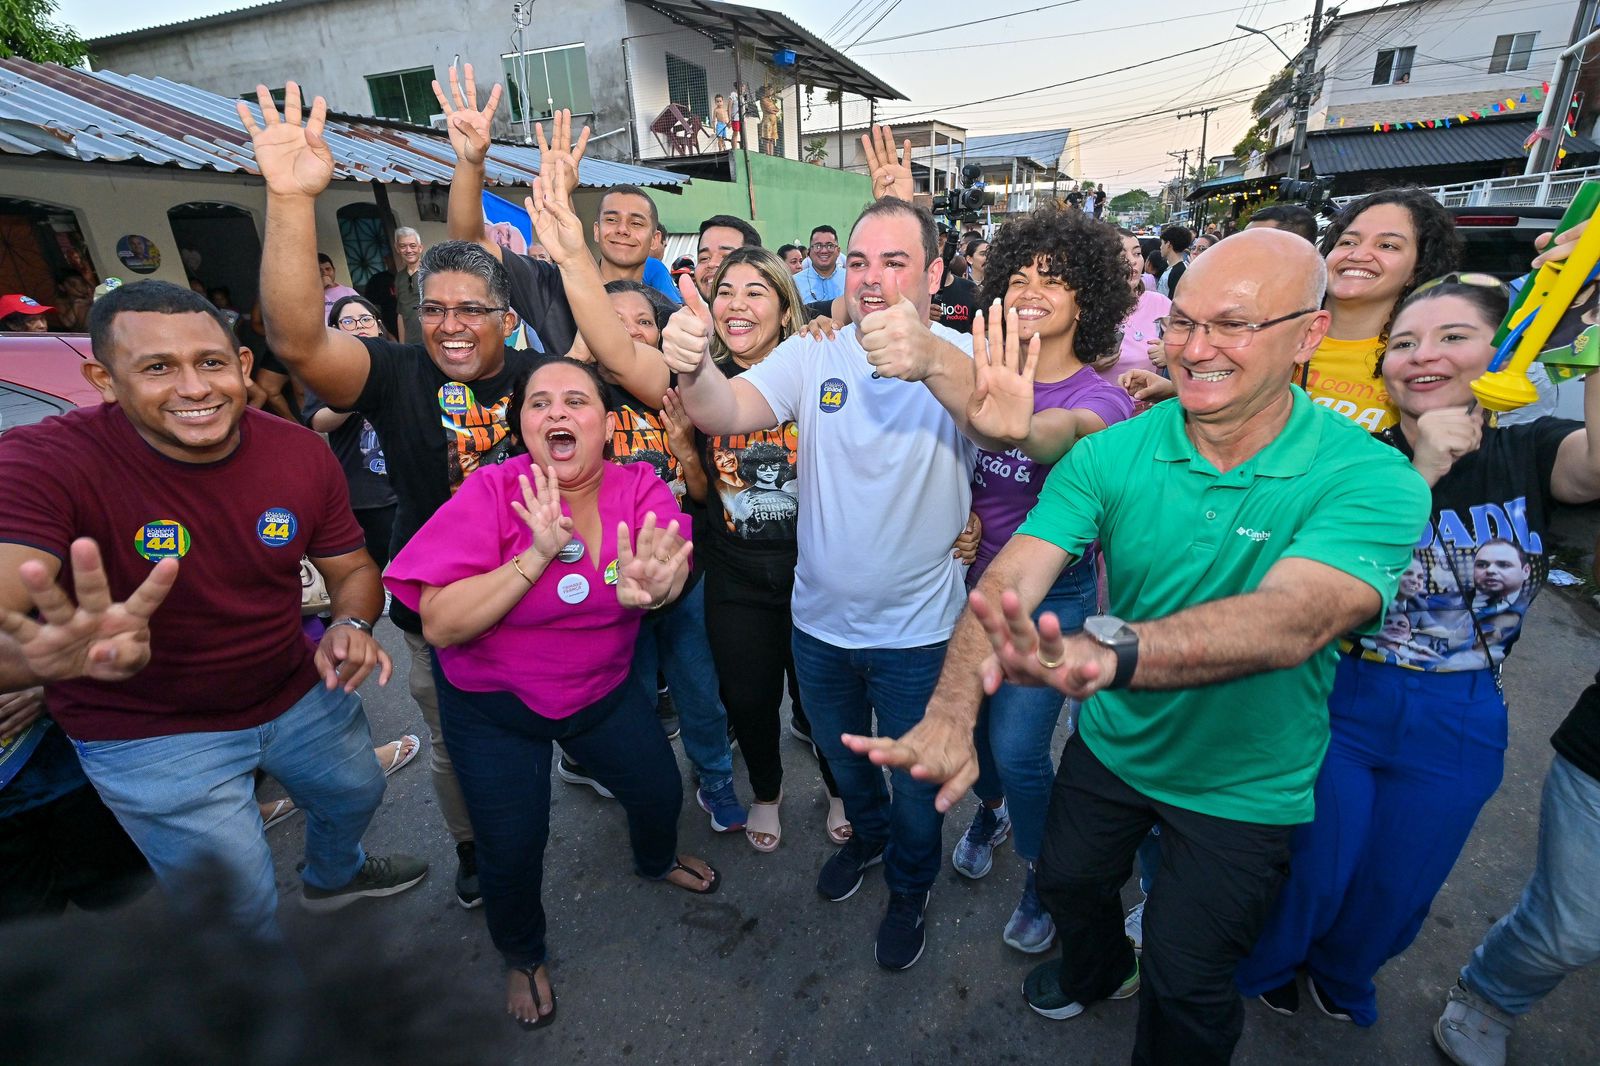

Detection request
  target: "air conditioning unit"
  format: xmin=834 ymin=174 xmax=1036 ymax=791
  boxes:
xmin=430 ymin=113 xmax=449 ymax=131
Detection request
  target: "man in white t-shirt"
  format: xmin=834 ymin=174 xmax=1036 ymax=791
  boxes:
xmin=665 ymin=198 xmax=1029 ymax=972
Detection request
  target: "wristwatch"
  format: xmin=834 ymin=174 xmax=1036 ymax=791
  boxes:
xmin=327 ymin=617 xmax=375 ymax=635
xmin=1083 ymin=615 xmax=1138 ymax=689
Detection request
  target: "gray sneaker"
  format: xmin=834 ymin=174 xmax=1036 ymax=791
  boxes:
xmin=1433 ymin=981 xmax=1512 ymax=1066
xmin=301 ymin=854 xmax=428 ymax=913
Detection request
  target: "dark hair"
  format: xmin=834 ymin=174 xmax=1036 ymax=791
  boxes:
xmin=1249 ymin=204 xmax=1319 ymax=243
xmin=1160 ymin=225 xmax=1193 ymax=254
xmin=736 ymin=439 xmax=795 ymax=484
xmin=1475 ymin=538 xmax=1530 ymax=566
xmin=505 ymin=355 xmax=609 ymax=455
xmin=850 ymin=197 xmax=939 ymax=269
xmin=417 ymin=240 xmax=511 ymax=310
xmin=603 ymin=278 xmax=676 ymax=335
xmin=1320 ymin=188 xmax=1462 ymax=373
xmin=777 ymin=243 xmax=804 ymax=260
xmin=654 ymin=221 xmax=669 ymax=240
xmin=977 ymin=209 xmax=1138 ymax=363
xmin=963 ymin=236 xmax=989 ymax=258
xmin=327 ymin=294 xmax=393 ymax=340
xmin=600 ymin=184 xmax=659 ymax=229
xmin=809 ymin=224 xmax=837 ymax=241
xmin=317 ymin=252 xmax=334 ymax=267
xmin=88 ymin=280 xmax=239 ymax=369
xmin=1392 ymin=275 xmax=1509 ymax=335
xmin=698 ymin=214 xmax=762 ymax=248
xmin=0 ymin=312 xmax=34 ymax=330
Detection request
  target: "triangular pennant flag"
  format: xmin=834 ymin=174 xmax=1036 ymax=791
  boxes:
xmin=1520 ymin=94 xmax=1529 ymax=104
xmin=1339 ymin=117 xmax=1346 ymax=127
xmin=1493 ymin=103 xmax=1502 ymax=112
xmin=1373 ymin=122 xmax=1381 ymax=131
xmin=1559 ymin=148 xmax=1569 ymax=158
xmin=1507 ymin=98 xmax=1517 ymax=109
xmin=1544 ymin=81 xmax=1552 ymax=92
xmin=1425 ymin=119 xmax=1435 ymax=128
xmin=1443 ymin=118 xmax=1452 ymax=128
xmin=1458 ymin=113 xmax=1468 ymax=122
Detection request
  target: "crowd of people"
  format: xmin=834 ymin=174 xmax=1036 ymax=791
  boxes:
xmin=2 ymin=65 xmax=1598 ymax=1066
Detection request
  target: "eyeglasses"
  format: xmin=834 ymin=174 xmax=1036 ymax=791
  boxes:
xmin=1410 ymin=272 xmax=1511 ymax=298
xmin=810 ymin=242 xmax=839 ymax=251
xmin=417 ymin=304 xmax=507 ymax=324
xmin=1157 ymin=308 xmax=1320 ymax=350
xmin=337 ymin=314 xmax=377 ymax=330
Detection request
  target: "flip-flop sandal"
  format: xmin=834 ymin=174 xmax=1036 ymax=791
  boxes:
xmin=378 ymin=734 xmax=421 ymax=777
xmin=261 ymin=798 xmax=299 ymax=830
xmin=827 ymin=796 xmax=853 ymax=846
xmin=509 ymin=965 xmax=557 ymax=1031
xmin=745 ymin=796 xmax=782 ymax=853
xmin=662 ymin=857 xmax=720 ymax=895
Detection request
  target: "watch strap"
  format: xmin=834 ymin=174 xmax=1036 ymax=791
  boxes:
xmin=1108 ymin=637 xmax=1138 ymax=689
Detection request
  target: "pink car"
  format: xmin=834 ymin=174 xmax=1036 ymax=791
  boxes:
xmin=0 ymin=331 xmax=100 ymax=433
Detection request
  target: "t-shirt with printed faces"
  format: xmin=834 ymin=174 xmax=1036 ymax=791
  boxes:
xmin=1304 ymin=335 xmax=1398 ymax=431
xmin=971 ymin=365 xmax=1134 ymax=582
xmin=303 ymin=384 xmax=396 ymax=512
xmin=0 ymin=405 xmax=366 ymax=740
xmin=695 ymin=358 xmax=800 ymax=590
xmin=350 ymin=336 xmax=537 ymax=633
xmin=1355 ymin=418 xmax=1577 ymax=672
xmin=740 ymin=322 xmax=978 ymax=649
xmin=605 ymin=383 xmax=684 ymax=502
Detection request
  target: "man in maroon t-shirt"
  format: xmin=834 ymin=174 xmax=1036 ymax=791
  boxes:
xmin=0 ymin=281 xmax=427 ymax=940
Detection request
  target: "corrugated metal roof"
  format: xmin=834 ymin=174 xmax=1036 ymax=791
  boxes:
xmin=0 ymin=56 xmax=686 ymax=189
xmin=1308 ymin=116 xmax=1600 ymax=176
xmin=962 ymin=128 xmax=1071 ymax=171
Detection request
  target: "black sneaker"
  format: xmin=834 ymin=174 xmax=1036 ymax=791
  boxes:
xmin=655 ymin=687 xmax=680 ymax=741
xmin=1308 ymin=977 xmax=1353 ymax=1022
xmin=455 ymin=840 xmax=483 ymax=910
xmin=875 ymin=890 xmax=929 ymax=971
xmin=789 ymin=717 xmax=819 ymax=761
xmin=1259 ymin=977 xmax=1301 ymax=1016
xmin=556 ymin=754 xmax=615 ymax=799
xmin=300 ymin=854 xmax=428 ymax=913
xmin=817 ymin=836 xmax=885 ymax=902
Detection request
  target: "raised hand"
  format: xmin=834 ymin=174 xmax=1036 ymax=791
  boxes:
xmin=533 ymin=109 xmax=591 ymax=205
xmin=841 ymin=713 xmax=981 ymax=813
xmin=314 ymin=624 xmax=392 ymax=693
xmin=967 ymin=302 xmax=1039 ymax=443
xmin=509 ymin=467 xmax=576 ymax=563
xmin=861 ymin=124 xmax=914 ymax=202
xmin=860 ymin=269 xmax=939 ymax=380
xmin=661 ymin=275 xmax=715 ymax=373
xmin=969 ymin=587 xmax=1112 ymax=698
xmin=0 ymin=539 xmax=178 ymax=684
xmin=238 ymin=82 xmax=334 ymax=197
xmin=660 ymin=387 xmax=698 ymax=459
xmin=524 ymin=158 xmax=587 ymax=264
xmin=0 ymin=685 xmax=44 ymax=745
xmin=1411 ymin=405 xmax=1484 ymax=486
xmin=431 ymin=62 xmax=502 ymax=166
xmin=1119 ymin=367 xmax=1176 ymax=404
xmin=615 ymin=513 xmax=694 ymax=608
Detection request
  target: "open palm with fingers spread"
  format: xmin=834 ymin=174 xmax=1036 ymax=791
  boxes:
xmin=431 ymin=62 xmax=502 ymax=165
xmin=237 ymin=82 xmax=334 ymax=197
xmin=614 ymin=513 xmax=693 ymax=608
xmin=509 ymin=466 xmax=576 ymax=564
xmin=967 ymin=302 xmax=1040 ymax=443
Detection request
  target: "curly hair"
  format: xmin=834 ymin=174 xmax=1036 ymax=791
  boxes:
xmin=977 ymin=209 xmax=1137 ymax=363
xmin=1319 ymin=188 xmax=1462 ymax=374
xmin=736 ymin=440 xmax=794 ymax=485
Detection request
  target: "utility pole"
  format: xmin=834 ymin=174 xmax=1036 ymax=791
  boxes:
xmin=1284 ymin=0 xmax=1326 ymax=181
xmin=1167 ymin=148 xmax=1190 ymax=221
xmin=1178 ymin=105 xmax=1219 ymax=226
xmin=1526 ymin=0 xmax=1600 ymax=174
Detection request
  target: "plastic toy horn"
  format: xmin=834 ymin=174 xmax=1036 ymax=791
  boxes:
xmin=1473 ymin=181 xmax=1600 ymax=411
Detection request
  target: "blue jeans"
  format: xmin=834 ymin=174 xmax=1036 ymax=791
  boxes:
xmin=791 ymin=629 xmax=949 ymax=894
xmin=435 ymin=663 xmax=681 ymax=969
xmin=631 ymin=579 xmax=734 ymax=791
xmin=73 ymin=683 xmax=384 ymax=941
xmin=1463 ymin=753 xmax=1600 ymax=1014
xmin=1237 ymin=654 xmax=1506 ymax=1025
xmin=970 ymin=561 xmax=1097 ymax=863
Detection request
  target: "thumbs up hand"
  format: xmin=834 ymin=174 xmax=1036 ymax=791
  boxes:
xmin=859 ymin=269 xmax=938 ymax=381
xmin=662 ymin=273 xmax=716 ymax=374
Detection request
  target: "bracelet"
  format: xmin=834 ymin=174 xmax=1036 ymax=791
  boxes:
xmin=646 ymin=591 xmax=670 ymax=610
xmin=510 ymin=553 xmax=535 ymax=585
xmin=327 ymin=617 xmax=374 ymax=635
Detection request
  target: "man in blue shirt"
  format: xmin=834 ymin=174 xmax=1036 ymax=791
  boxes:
xmin=794 ymin=225 xmax=844 ymax=304
xmin=595 ymin=184 xmax=681 ymax=304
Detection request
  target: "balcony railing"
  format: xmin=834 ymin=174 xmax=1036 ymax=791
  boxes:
xmin=1334 ymin=166 xmax=1600 ymax=209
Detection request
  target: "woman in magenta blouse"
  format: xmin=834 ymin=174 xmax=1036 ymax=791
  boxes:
xmin=386 ymin=356 xmax=718 ymax=1031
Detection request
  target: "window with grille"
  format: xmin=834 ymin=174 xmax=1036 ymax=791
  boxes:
xmin=501 ymin=44 xmax=594 ymax=123
xmin=1372 ymin=46 xmax=1415 ymax=85
xmin=666 ymin=54 xmax=710 ymax=119
xmin=365 ymin=67 xmax=437 ymax=124
xmin=1490 ymin=33 xmax=1538 ymax=74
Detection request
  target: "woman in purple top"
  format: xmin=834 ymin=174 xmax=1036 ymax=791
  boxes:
xmin=385 ymin=357 xmax=717 ymax=1031
xmin=955 ymin=209 xmax=1136 ymax=954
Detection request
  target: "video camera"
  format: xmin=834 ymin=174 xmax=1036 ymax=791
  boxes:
xmin=1277 ymin=177 xmax=1339 ymax=219
xmin=933 ymin=163 xmax=992 ymax=225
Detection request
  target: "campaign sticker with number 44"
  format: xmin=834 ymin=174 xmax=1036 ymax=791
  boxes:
xmin=257 ymin=508 xmax=299 ymax=548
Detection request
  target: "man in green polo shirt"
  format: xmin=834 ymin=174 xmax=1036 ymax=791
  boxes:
xmin=845 ymin=229 xmax=1430 ymax=1065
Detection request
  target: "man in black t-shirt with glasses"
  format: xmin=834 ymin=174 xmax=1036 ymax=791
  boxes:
xmin=245 ymin=79 xmax=631 ymax=911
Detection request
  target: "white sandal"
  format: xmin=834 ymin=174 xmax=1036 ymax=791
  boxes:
xmin=745 ymin=794 xmax=782 ymax=853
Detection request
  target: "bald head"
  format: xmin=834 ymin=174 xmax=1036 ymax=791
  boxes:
xmin=1179 ymin=229 xmax=1327 ymax=311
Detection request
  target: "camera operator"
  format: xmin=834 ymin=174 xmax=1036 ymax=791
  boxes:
xmin=932 ymin=226 xmax=979 ymax=334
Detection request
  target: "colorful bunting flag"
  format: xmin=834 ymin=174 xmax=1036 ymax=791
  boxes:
xmin=1360 ymin=86 xmax=1557 ymax=135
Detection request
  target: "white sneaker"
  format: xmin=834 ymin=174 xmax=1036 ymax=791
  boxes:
xmin=1124 ymin=897 xmax=1145 ymax=954
xmin=1434 ymin=982 xmax=1511 ymax=1066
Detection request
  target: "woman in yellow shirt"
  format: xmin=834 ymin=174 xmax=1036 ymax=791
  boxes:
xmin=1306 ymin=189 xmax=1461 ymax=430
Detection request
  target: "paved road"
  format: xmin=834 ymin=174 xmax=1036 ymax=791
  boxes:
xmin=266 ymin=592 xmax=1600 ymax=1064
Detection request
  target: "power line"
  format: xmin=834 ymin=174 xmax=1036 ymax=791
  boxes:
xmin=844 ymin=0 xmax=907 ymax=48
xmin=845 ymin=0 xmax=1087 ymax=48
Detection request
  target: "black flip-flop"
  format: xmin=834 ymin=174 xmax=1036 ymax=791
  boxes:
xmin=665 ymin=858 xmax=720 ymax=895
xmin=511 ymin=965 xmax=557 ymax=1031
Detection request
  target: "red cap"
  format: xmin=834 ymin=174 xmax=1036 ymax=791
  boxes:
xmin=0 ymin=294 xmax=53 ymax=317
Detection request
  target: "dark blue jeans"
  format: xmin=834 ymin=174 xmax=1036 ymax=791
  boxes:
xmin=630 ymin=579 xmax=734 ymax=791
xmin=791 ymin=629 xmax=950 ymax=894
xmin=434 ymin=663 xmax=681 ymax=969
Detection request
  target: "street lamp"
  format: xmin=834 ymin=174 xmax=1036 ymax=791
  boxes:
xmin=1236 ymin=23 xmax=1294 ymax=65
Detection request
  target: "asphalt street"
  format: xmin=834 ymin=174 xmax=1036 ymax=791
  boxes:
xmin=259 ymin=591 xmax=1600 ymax=1065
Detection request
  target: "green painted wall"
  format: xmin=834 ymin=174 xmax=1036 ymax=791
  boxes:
xmin=649 ymin=151 xmax=872 ymax=247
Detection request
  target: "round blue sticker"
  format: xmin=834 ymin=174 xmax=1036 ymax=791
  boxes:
xmin=819 ymin=377 xmax=848 ymax=413
xmin=256 ymin=508 xmax=299 ymax=547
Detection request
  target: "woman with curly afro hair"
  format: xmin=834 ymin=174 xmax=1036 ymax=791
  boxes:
xmin=1310 ymin=188 xmax=1461 ymax=431
xmin=951 ymin=207 xmax=1138 ymax=954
